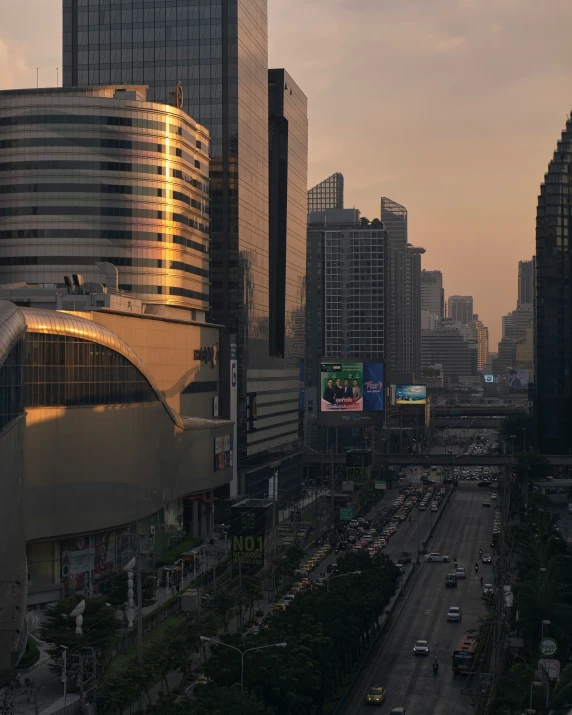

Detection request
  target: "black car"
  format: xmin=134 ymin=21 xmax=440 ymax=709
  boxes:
xmin=482 ymin=554 xmax=492 ymax=564
xmin=445 ymin=573 xmax=457 ymax=588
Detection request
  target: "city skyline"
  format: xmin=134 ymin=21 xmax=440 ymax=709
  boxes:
xmin=2 ymin=0 xmax=572 ymax=343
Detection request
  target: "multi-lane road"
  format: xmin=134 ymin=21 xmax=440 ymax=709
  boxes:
xmin=344 ymin=483 xmax=496 ymax=715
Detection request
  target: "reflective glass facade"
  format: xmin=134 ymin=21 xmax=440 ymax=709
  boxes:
xmin=0 ymin=341 xmax=23 ymax=431
xmin=268 ymin=69 xmax=307 ymax=363
xmin=0 ymin=86 xmax=210 ymax=311
xmin=24 ymin=333 xmax=158 ymax=407
xmin=536 ymin=116 xmax=572 ymax=453
xmin=307 ymin=172 xmax=344 ymax=214
xmin=63 ymin=0 xmax=271 ymax=469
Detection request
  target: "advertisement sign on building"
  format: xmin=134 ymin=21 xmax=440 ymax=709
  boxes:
xmin=506 ymin=368 xmax=529 ymax=389
xmin=232 ymin=534 xmax=264 ymax=566
xmin=484 ymin=374 xmax=494 ymax=383
xmin=395 ymin=385 xmax=427 ymax=405
xmin=319 ymin=361 xmax=385 ymax=425
xmin=213 ymin=434 xmax=233 ymax=472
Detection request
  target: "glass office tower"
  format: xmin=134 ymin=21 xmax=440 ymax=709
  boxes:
xmin=63 ymin=0 xmax=270 ymax=472
xmin=536 ymin=115 xmax=572 ymax=453
xmin=307 ymin=172 xmax=344 ymax=214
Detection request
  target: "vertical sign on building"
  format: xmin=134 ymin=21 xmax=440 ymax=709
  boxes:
xmin=229 ymin=336 xmax=238 ymax=497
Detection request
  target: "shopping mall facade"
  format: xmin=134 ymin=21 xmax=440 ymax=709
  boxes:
xmin=0 ymin=85 xmax=234 ymax=667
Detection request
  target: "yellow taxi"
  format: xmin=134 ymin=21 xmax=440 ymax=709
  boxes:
xmin=365 ymin=686 xmax=386 ymax=705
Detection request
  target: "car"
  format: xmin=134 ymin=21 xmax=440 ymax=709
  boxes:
xmin=413 ymin=639 xmax=430 ymax=655
xmin=455 ymin=567 xmax=466 ymax=579
xmin=447 ymin=606 xmax=462 ymax=622
xmin=418 ymin=504 xmax=427 ymax=511
xmin=445 ymin=573 xmax=457 ymax=588
xmin=282 ymin=593 xmax=296 ymax=605
xmin=482 ymin=501 xmax=491 ymax=508
xmin=195 ymin=674 xmax=212 ymax=686
xmin=490 ymin=493 xmax=498 ymax=500
xmin=425 ymin=553 xmax=449 ymax=562
xmin=365 ymin=686 xmax=386 ymax=705
xmin=482 ymin=554 xmax=492 ymax=564
xmin=482 ymin=583 xmax=494 ymax=596
xmin=387 ymin=709 xmax=407 ymax=715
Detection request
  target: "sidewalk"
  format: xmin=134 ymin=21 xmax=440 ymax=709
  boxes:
xmin=14 ymin=487 xmax=341 ymax=714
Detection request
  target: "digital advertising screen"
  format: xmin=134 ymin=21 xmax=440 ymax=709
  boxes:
xmin=395 ymin=384 xmax=427 ymax=405
xmin=484 ymin=375 xmax=494 ymax=383
xmin=320 ymin=361 xmax=385 ymax=425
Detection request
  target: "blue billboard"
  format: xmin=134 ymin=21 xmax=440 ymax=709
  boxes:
xmin=363 ymin=362 xmax=385 ymax=412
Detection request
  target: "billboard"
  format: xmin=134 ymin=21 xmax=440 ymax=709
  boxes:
xmin=320 ymin=361 xmax=385 ymax=425
xmin=395 ymin=384 xmax=427 ymax=405
xmin=484 ymin=374 xmax=494 ymax=383
xmin=507 ymin=369 xmax=529 ymax=389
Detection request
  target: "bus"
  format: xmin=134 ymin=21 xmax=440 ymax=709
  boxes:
xmin=452 ymin=633 xmax=478 ymax=674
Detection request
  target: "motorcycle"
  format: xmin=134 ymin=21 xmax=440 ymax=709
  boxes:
xmin=433 ymin=661 xmax=439 ymax=675
xmin=474 ymin=563 xmax=479 ymax=574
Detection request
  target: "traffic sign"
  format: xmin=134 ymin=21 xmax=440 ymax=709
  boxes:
xmin=540 ymin=637 xmax=558 ymax=657
xmin=340 ymin=508 xmax=353 ymax=521
xmin=375 ymin=481 xmax=387 ymax=490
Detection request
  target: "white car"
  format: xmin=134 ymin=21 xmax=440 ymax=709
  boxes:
xmin=455 ymin=567 xmax=466 ymax=579
xmin=425 ymin=553 xmax=449 ymax=563
xmin=447 ymin=606 xmax=462 ymax=622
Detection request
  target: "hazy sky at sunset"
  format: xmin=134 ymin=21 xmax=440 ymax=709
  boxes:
xmin=2 ymin=0 xmax=572 ymax=343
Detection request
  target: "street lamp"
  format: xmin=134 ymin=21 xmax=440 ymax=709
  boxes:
xmin=326 ymin=570 xmax=361 ymax=593
xmin=538 ymin=567 xmax=547 ymax=590
xmin=541 ymin=619 xmax=550 ymax=643
xmin=527 ymin=680 xmax=542 ymax=713
xmin=199 ymin=636 xmax=287 ymax=696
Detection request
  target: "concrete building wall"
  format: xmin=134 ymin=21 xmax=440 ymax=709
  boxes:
xmin=76 ymin=311 xmax=221 ymax=417
xmin=0 ymin=417 xmax=26 ymax=668
xmin=23 ymin=401 xmax=232 ymax=543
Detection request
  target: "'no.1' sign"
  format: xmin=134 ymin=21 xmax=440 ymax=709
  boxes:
xmin=232 ymin=534 xmax=264 ymax=566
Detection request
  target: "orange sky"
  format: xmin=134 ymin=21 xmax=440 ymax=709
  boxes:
xmin=3 ymin=0 xmax=572 ymax=345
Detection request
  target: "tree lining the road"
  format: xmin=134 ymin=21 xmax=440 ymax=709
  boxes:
xmin=186 ymin=551 xmax=401 ymax=715
xmin=487 ymin=490 xmax=572 ymax=715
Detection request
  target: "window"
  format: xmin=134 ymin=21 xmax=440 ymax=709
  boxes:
xmin=24 ymin=334 xmax=158 ymax=407
xmin=0 ymin=340 xmax=24 ymax=431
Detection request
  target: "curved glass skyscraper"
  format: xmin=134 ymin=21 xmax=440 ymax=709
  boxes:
xmin=0 ymin=85 xmax=210 ymax=313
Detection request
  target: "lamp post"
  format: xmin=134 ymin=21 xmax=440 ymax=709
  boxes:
xmin=541 ymin=618 xmax=550 ymax=645
xmin=538 ymin=567 xmax=546 ymax=591
xmin=199 ymin=636 xmax=287 ymax=696
xmin=527 ymin=680 xmax=542 ymax=713
xmin=326 ymin=570 xmax=361 ymax=593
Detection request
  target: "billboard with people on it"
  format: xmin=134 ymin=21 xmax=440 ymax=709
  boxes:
xmin=395 ymin=384 xmax=427 ymax=405
xmin=507 ymin=368 xmax=529 ymax=389
xmin=320 ymin=361 xmax=385 ymax=425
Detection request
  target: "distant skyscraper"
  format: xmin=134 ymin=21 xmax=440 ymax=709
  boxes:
xmin=306 ymin=209 xmax=389 ymax=388
xmin=381 ymin=197 xmax=408 ymax=378
xmin=307 ymin=172 xmax=344 ymax=214
xmin=407 ymin=246 xmax=425 ymax=381
xmin=518 ymin=259 xmax=534 ymax=307
xmin=421 ymin=270 xmax=444 ymax=318
xmin=447 ymin=296 xmax=474 ymax=325
xmin=469 ymin=315 xmax=489 ymax=371
xmin=421 ymin=325 xmax=478 ymax=386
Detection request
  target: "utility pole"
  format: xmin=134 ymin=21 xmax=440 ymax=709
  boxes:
xmin=271 ymin=469 xmax=278 ymax=603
